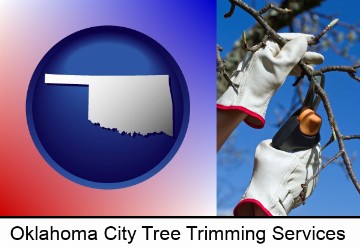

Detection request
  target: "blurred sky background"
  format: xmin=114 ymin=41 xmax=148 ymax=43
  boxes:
xmin=217 ymin=0 xmax=360 ymax=216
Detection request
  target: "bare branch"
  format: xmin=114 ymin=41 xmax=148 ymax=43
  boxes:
xmin=317 ymin=65 xmax=357 ymax=74
xmin=216 ymin=44 xmax=238 ymax=92
xmin=313 ymin=83 xmax=360 ymax=192
xmin=229 ymin=0 xmax=288 ymax=46
xmin=304 ymin=150 xmax=344 ymax=187
xmin=343 ymin=135 xmax=360 ymax=140
xmin=308 ymin=18 xmax=339 ymax=46
xmin=300 ymin=150 xmax=343 ymax=204
xmin=216 ymin=44 xmax=226 ymax=73
xmin=292 ymin=75 xmax=304 ymax=86
xmin=321 ymin=135 xmax=335 ymax=151
xmin=322 ymin=134 xmax=360 ymax=151
xmin=224 ymin=2 xmax=236 ymax=18
xmin=242 ymin=33 xmax=269 ymax=52
xmin=258 ymin=4 xmax=292 ymax=15
xmin=314 ymin=64 xmax=360 ymax=82
xmin=348 ymin=72 xmax=360 ymax=82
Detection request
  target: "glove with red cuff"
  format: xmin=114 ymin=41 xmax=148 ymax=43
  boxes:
xmin=233 ymin=139 xmax=321 ymax=216
xmin=217 ymin=33 xmax=324 ymax=129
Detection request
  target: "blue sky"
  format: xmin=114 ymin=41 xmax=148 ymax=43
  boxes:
xmin=217 ymin=0 xmax=360 ymax=216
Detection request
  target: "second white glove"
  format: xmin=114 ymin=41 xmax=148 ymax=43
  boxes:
xmin=234 ymin=139 xmax=322 ymax=216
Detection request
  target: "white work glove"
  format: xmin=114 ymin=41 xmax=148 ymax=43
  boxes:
xmin=233 ymin=139 xmax=321 ymax=216
xmin=217 ymin=33 xmax=324 ymax=129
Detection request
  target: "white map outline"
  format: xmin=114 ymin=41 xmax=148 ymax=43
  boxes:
xmin=45 ymin=74 xmax=173 ymax=137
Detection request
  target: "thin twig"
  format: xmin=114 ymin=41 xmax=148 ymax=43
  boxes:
xmin=321 ymin=135 xmax=335 ymax=151
xmin=258 ymin=4 xmax=292 ymax=15
xmin=343 ymin=135 xmax=360 ymax=140
xmin=308 ymin=19 xmax=339 ymax=46
xmin=216 ymin=44 xmax=238 ymax=92
xmin=224 ymin=2 xmax=236 ymax=18
xmin=313 ymin=82 xmax=360 ymax=192
xmin=216 ymin=44 xmax=226 ymax=73
xmin=306 ymin=151 xmax=343 ymax=185
xmin=348 ymin=72 xmax=360 ymax=82
xmin=242 ymin=33 xmax=269 ymax=52
xmin=229 ymin=0 xmax=288 ymax=46
xmin=300 ymin=150 xmax=343 ymax=204
xmin=314 ymin=64 xmax=360 ymax=82
xmin=317 ymin=65 xmax=357 ymax=74
xmin=292 ymin=75 xmax=304 ymax=87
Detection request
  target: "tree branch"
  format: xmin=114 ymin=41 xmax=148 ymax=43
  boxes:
xmin=216 ymin=44 xmax=238 ymax=92
xmin=229 ymin=0 xmax=288 ymax=46
xmin=314 ymin=64 xmax=360 ymax=82
xmin=242 ymin=33 xmax=269 ymax=52
xmin=303 ymin=150 xmax=343 ymax=189
xmin=312 ymin=83 xmax=360 ymax=193
xmin=317 ymin=65 xmax=357 ymax=74
xmin=224 ymin=2 xmax=236 ymax=18
xmin=343 ymin=135 xmax=360 ymax=140
xmin=258 ymin=3 xmax=292 ymax=15
xmin=308 ymin=18 xmax=339 ymax=46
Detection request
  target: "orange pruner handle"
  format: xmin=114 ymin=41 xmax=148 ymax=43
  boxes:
xmin=297 ymin=107 xmax=322 ymax=136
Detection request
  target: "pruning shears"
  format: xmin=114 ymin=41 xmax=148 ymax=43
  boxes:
xmin=272 ymin=74 xmax=325 ymax=152
xmin=302 ymin=74 xmax=325 ymax=111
